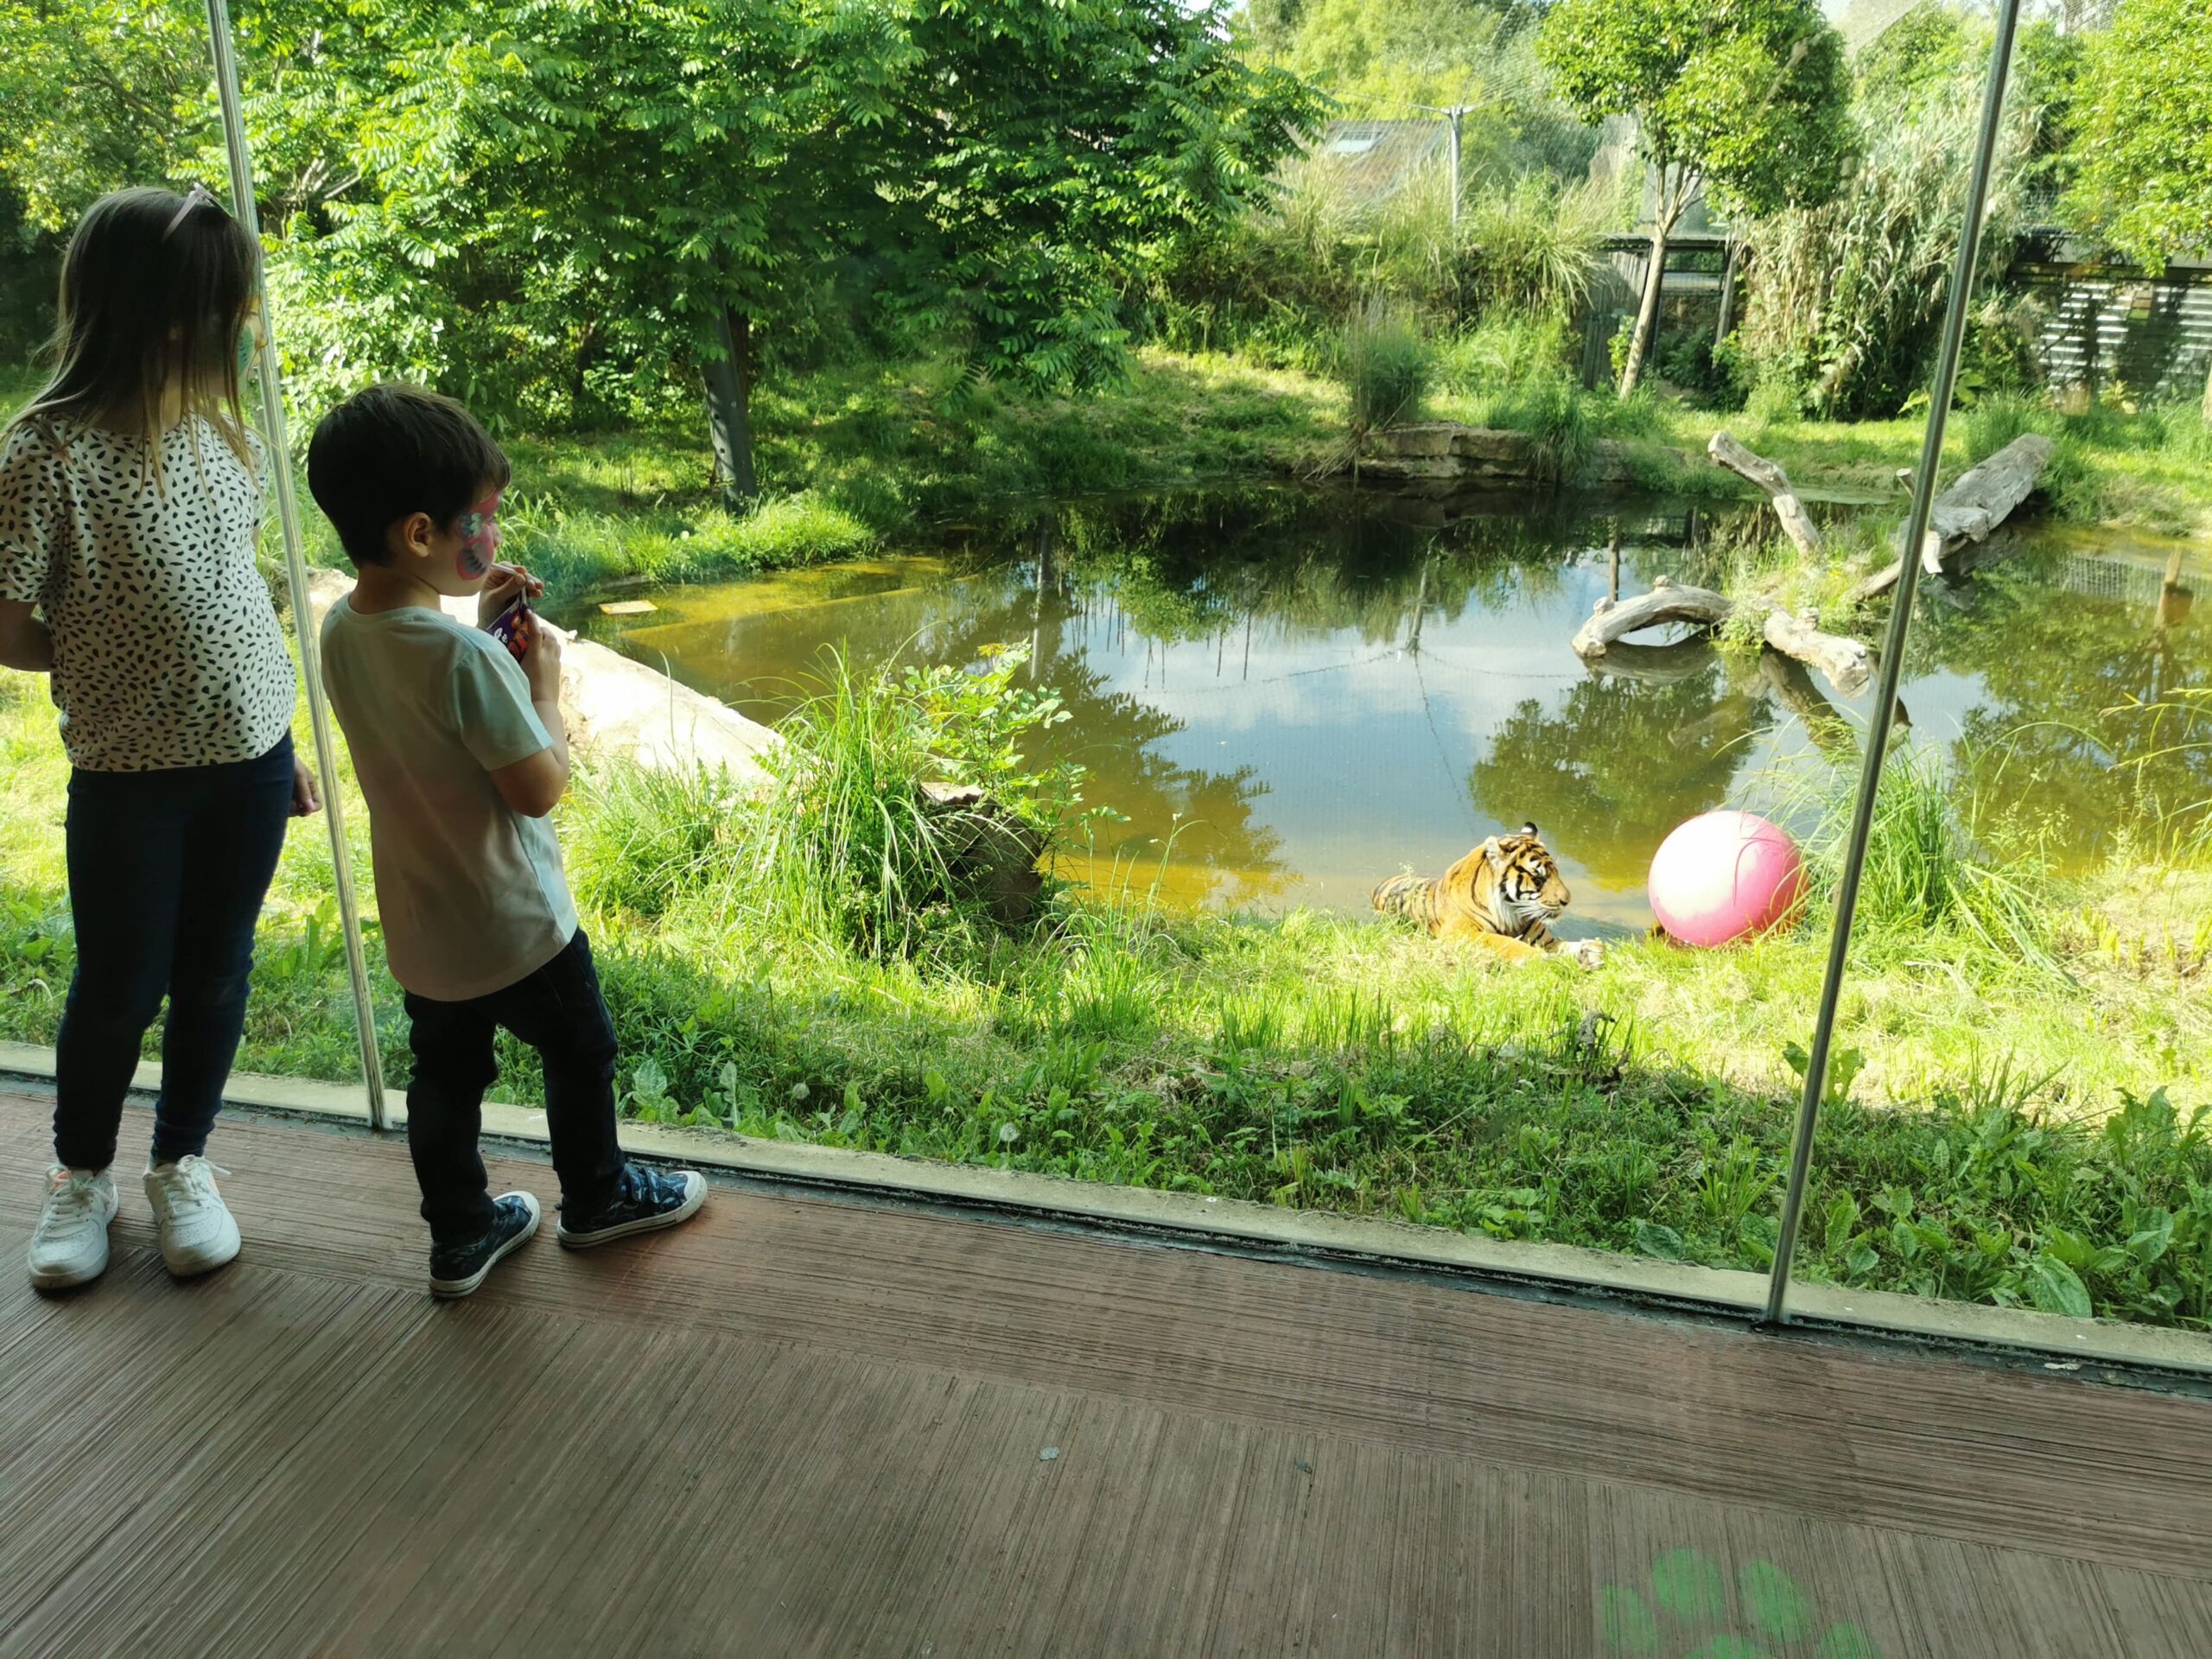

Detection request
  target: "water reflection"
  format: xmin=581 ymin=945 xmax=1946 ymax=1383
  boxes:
xmin=578 ymin=487 xmax=2208 ymax=926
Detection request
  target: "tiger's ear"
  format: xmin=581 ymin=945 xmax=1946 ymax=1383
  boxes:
xmin=1479 ymin=836 xmax=1504 ymax=867
xmin=1521 ymin=821 xmax=1540 ymax=839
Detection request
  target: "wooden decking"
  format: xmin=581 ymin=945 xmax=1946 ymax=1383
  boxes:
xmin=3 ymin=1085 xmax=2209 ymax=1656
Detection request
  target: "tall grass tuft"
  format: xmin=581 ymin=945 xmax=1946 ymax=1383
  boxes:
xmin=569 ymin=763 xmax=745 ymax=922
xmin=1459 ymin=176 xmax=1612 ymax=320
xmin=1796 ymin=743 xmax=2056 ymax=971
xmin=742 ymin=650 xmax=978 ymax=956
xmin=1343 ymin=298 xmax=1432 ymax=441
xmin=731 ymin=646 xmax=1082 ymax=959
xmin=1434 ymin=313 xmax=1597 ymax=481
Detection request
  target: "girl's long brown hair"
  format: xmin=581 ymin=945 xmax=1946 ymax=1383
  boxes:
xmin=6 ymin=186 xmax=262 ymax=480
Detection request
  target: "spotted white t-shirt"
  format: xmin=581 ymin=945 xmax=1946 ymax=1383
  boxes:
xmin=0 ymin=416 xmax=297 ymax=772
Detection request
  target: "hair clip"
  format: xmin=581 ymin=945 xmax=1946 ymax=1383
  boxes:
xmin=162 ymin=183 xmax=220 ymax=242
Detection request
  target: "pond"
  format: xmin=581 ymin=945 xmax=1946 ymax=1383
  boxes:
xmin=578 ymin=486 xmax=2209 ymax=937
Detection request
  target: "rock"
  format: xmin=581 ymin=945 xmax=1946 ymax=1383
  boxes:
xmin=1376 ymin=423 xmax=1459 ymax=460
xmin=918 ymin=781 xmax=1046 ymax=928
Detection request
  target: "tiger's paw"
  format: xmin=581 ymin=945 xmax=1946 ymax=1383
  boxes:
xmin=1565 ymin=938 xmax=1606 ymax=971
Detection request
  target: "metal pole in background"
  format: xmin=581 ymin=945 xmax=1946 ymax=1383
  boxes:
xmin=1446 ymin=106 xmax=1465 ymax=225
xmin=1762 ymin=0 xmax=2025 ymax=1325
xmin=203 ymin=0 xmax=389 ymax=1129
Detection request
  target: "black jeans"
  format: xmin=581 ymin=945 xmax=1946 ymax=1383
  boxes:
xmin=53 ymin=734 xmax=296 ymax=1173
xmin=402 ymin=929 xmax=626 ymax=1244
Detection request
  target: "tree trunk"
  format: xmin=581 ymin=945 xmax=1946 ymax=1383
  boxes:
xmin=1571 ymin=577 xmax=1732 ymax=657
xmin=1618 ymin=221 xmax=1669 ymax=397
xmin=1618 ymin=171 xmax=1687 ymax=398
xmin=702 ymin=307 xmax=758 ymax=511
xmin=1573 ymin=577 xmax=1873 ymax=696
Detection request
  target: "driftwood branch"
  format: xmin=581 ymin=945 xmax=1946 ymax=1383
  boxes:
xmin=1850 ymin=434 xmax=2055 ymax=602
xmin=1570 ymin=576 xmax=1732 ymax=658
xmin=1573 ymin=577 xmax=1872 ymax=697
xmin=1762 ymin=607 xmax=1871 ymax=696
xmin=1708 ymin=431 xmax=1822 ymax=560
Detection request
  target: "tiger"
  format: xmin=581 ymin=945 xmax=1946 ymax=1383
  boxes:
xmin=1371 ymin=822 xmax=1605 ymax=969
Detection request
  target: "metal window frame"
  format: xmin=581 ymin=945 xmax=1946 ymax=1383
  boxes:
xmin=204 ymin=0 xmax=387 ymax=1128
xmin=192 ymin=0 xmax=2032 ymax=1274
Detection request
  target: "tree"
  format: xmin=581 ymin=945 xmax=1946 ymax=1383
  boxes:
xmin=1265 ymin=0 xmax=1523 ymax=110
xmin=244 ymin=0 xmax=1318 ymax=506
xmin=0 ymin=1 xmax=211 ymax=235
xmin=2068 ymin=0 xmax=2212 ymax=417
xmin=1734 ymin=12 xmax=2075 ymax=418
xmin=1249 ymin=0 xmax=1592 ymax=191
xmin=1536 ymin=0 xmax=1853 ymax=397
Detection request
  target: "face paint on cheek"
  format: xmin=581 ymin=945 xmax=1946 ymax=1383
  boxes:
xmin=456 ymin=491 xmax=503 ymax=581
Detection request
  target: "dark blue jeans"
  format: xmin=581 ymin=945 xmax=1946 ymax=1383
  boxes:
xmin=53 ymin=734 xmax=296 ymax=1173
xmin=403 ymin=930 xmax=626 ymax=1244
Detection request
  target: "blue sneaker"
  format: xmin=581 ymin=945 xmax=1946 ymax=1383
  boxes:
xmin=429 ymin=1192 xmax=541 ymax=1299
xmin=556 ymin=1164 xmax=705 ymax=1249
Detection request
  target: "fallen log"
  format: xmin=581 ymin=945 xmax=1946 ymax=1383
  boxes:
xmin=1708 ymin=431 xmax=1823 ymax=561
xmin=1569 ymin=577 xmax=1732 ymax=658
xmin=1572 ymin=576 xmax=1872 ymax=697
xmin=1762 ymin=607 xmax=1871 ymax=696
xmin=1849 ymin=433 xmax=2055 ymax=603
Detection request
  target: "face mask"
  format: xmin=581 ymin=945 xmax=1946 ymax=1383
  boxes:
xmin=456 ymin=491 xmax=503 ymax=581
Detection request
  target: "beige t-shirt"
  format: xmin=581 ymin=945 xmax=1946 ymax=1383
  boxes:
xmin=0 ymin=417 xmax=297 ymax=771
xmin=320 ymin=596 xmax=576 ymax=1002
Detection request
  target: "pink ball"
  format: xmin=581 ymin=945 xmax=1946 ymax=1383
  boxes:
xmin=1649 ymin=810 xmax=1807 ymax=947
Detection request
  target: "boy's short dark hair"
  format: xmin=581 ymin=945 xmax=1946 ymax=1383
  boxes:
xmin=307 ymin=384 xmax=511 ymax=569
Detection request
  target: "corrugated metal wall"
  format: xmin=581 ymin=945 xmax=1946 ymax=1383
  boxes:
xmin=2019 ymin=255 xmax=2212 ymax=405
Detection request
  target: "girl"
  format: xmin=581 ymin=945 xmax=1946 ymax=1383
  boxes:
xmin=0 ymin=186 xmax=321 ymax=1290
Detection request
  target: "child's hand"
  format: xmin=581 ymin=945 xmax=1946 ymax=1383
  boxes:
xmin=523 ymin=619 xmax=564 ymax=703
xmin=290 ymin=751 xmax=323 ymax=818
xmin=477 ymin=563 xmax=543 ymax=628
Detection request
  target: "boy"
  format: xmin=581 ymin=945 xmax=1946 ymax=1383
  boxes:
xmin=307 ymin=385 xmax=703 ymax=1298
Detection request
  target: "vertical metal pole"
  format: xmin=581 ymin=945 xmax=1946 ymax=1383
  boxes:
xmin=203 ymin=0 xmax=389 ymax=1128
xmin=1446 ymin=107 xmax=1464 ymax=226
xmin=1762 ymin=0 xmax=2024 ymax=1325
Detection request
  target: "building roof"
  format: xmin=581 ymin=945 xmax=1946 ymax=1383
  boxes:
xmin=1299 ymin=120 xmax=1450 ymax=206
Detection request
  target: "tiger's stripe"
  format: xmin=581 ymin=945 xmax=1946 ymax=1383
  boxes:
xmin=1370 ymin=872 xmax=1439 ymax=931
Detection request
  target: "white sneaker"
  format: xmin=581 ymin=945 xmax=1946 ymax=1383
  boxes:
xmin=143 ymin=1156 xmax=242 ymax=1279
xmin=29 ymin=1166 xmax=120 ymax=1290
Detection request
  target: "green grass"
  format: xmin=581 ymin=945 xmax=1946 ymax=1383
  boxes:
xmin=4 ymin=656 xmax=2208 ymax=1325
xmin=1635 ymin=392 xmax=2212 ymax=536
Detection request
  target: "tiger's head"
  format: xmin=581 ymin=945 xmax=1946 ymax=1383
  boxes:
xmin=1446 ymin=821 xmax=1571 ymax=932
